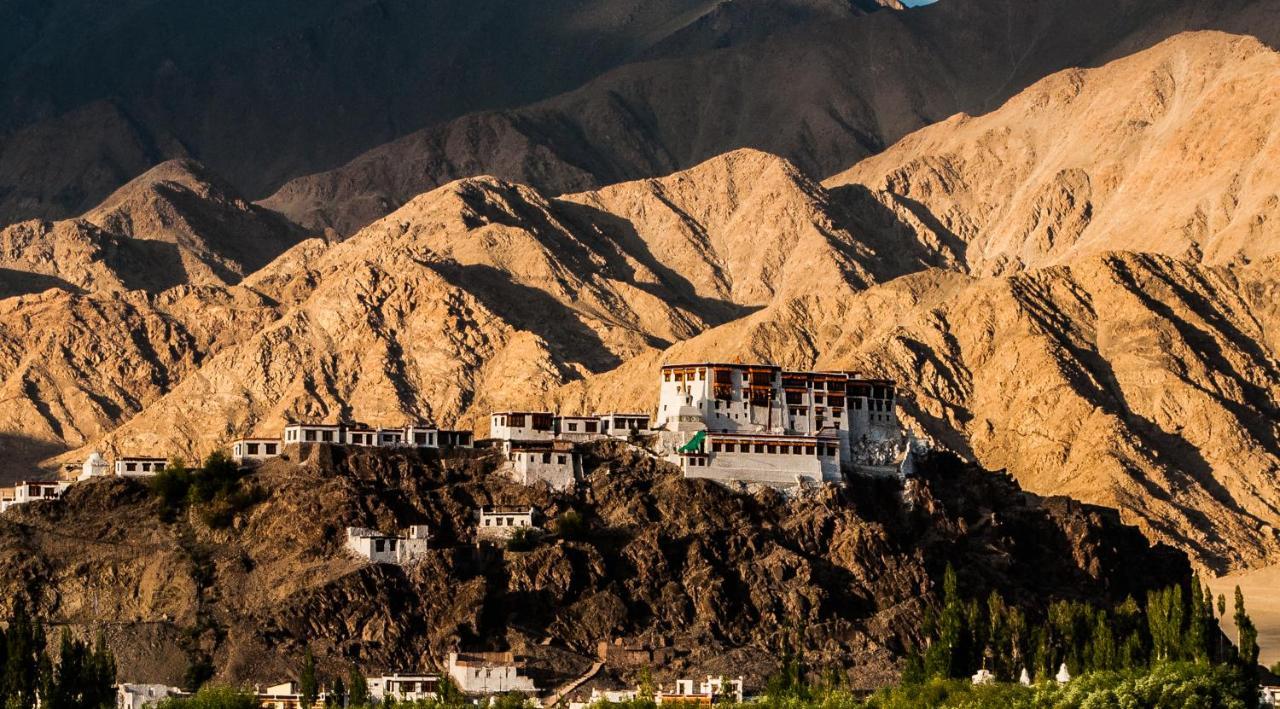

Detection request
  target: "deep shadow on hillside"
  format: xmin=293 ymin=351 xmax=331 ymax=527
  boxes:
xmin=0 ymin=443 xmax=1188 ymax=691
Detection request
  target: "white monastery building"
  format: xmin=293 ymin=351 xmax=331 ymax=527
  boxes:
xmin=655 ymin=363 xmax=904 ymax=486
xmin=446 ymin=652 xmax=538 ymax=695
xmin=345 ymin=525 xmax=430 ymax=564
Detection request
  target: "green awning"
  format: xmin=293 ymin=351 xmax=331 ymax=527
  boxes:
xmin=678 ymin=430 xmax=706 ymax=454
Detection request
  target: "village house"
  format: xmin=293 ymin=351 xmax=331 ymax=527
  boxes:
xmin=503 ymin=440 xmax=579 ymax=491
xmin=0 ymin=480 xmax=71 ymax=512
xmin=283 ymin=423 xmax=343 ymax=445
xmin=230 ymin=438 xmax=281 ymax=464
xmin=489 ymin=412 xmax=556 ymax=443
xmin=598 ymin=413 xmax=652 ymax=439
xmin=344 ymin=425 xmax=379 ymax=446
xmin=345 ymin=525 xmax=430 ymax=565
xmin=114 ymin=457 xmax=167 ymax=478
xmin=476 ymin=505 xmax=538 ymax=541
xmin=404 ymin=425 xmax=438 ymax=447
xmin=657 ymin=677 xmax=744 ymax=705
xmin=554 ymin=415 xmax=603 ymax=443
xmin=366 ymin=674 xmax=440 ymax=703
xmin=255 ymin=681 xmax=328 ymax=709
xmin=437 ymin=429 xmax=474 ymax=448
xmin=117 ymin=684 xmax=182 ymax=709
xmin=446 ymin=652 xmax=537 ymax=695
xmin=655 ymin=363 xmax=902 ymax=485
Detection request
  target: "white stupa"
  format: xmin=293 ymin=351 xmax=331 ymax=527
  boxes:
xmin=1018 ymin=668 xmax=1031 ymax=686
xmin=78 ymin=451 xmax=108 ymax=481
xmin=1055 ymin=663 xmax=1071 ymax=684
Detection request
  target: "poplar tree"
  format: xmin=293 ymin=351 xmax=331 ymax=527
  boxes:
xmin=299 ymin=649 xmax=318 ymax=709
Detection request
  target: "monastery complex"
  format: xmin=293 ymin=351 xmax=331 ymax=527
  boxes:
xmin=2 ymin=361 xmax=915 ymax=512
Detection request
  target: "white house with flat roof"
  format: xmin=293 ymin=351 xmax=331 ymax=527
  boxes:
xmin=599 ymin=413 xmax=652 ymax=439
xmin=403 ymin=425 xmax=437 ymax=448
xmin=477 ymin=506 xmax=537 ymax=541
xmin=446 ymin=652 xmax=537 ymax=695
xmin=438 ymin=430 xmax=474 ymax=448
xmin=346 ymin=525 xmax=430 ymax=565
xmin=367 ymin=674 xmax=440 ymax=703
xmin=658 ymin=677 xmax=744 ymax=704
xmin=554 ymin=415 xmax=604 ymax=443
xmin=490 ymin=412 xmax=556 ymax=443
xmin=0 ymin=480 xmax=71 ymax=512
xmin=283 ymin=423 xmax=343 ymax=445
xmin=504 ymin=441 xmax=579 ymax=491
xmin=114 ymin=457 xmax=166 ymax=477
xmin=230 ymin=438 xmax=281 ymax=464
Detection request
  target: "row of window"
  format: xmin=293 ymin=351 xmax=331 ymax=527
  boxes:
xmin=481 ymin=516 xmax=531 ymax=527
xmin=237 ymin=441 xmax=280 ymax=456
xmin=513 ymin=452 xmax=570 ymax=465
xmin=708 ymin=441 xmax=837 ymax=457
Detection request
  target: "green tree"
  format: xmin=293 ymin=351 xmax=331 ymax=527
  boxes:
xmin=299 ymin=649 xmax=318 ymax=709
xmin=436 ymin=675 xmax=465 ymax=707
xmin=4 ymin=598 xmax=46 ymax=709
xmin=157 ymin=685 xmax=256 ymax=709
xmin=923 ymin=565 xmax=966 ymax=679
xmin=347 ymin=668 xmax=369 ymax=708
xmin=1186 ymin=577 xmax=1210 ymax=663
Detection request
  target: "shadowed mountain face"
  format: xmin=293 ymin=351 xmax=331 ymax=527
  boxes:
xmin=0 ymin=0 xmax=899 ymax=224
xmin=260 ymin=0 xmax=1280 ymax=235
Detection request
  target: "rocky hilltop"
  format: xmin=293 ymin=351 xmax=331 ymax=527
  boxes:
xmin=0 ymin=443 xmax=1189 ymax=689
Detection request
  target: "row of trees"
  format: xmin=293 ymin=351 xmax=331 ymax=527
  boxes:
xmin=0 ymin=600 xmax=115 ymax=709
xmin=910 ymin=565 xmax=1261 ymax=686
xmin=151 ymin=452 xmax=265 ymax=527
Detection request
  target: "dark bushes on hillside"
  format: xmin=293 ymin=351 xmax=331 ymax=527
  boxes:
xmin=151 ymin=452 xmax=265 ymax=527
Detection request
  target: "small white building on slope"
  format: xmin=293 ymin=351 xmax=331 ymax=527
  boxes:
xmin=345 ymin=525 xmax=430 ymax=564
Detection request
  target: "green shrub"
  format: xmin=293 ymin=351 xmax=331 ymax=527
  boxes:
xmin=552 ymin=509 xmax=587 ymax=540
xmin=159 ymin=685 xmax=256 ymax=709
xmin=506 ymin=527 xmax=537 ymax=552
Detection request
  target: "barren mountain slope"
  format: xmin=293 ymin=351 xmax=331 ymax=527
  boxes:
xmin=56 ymin=152 xmax=881 ymax=468
xmin=828 ymin=32 xmax=1280 ymax=275
xmin=550 ymin=254 xmax=1280 ymax=572
xmin=0 ymin=0 xmax=898 ymax=223
xmin=262 ymin=0 xmax=1280 ymax=235
xmin=0 ymin=286 xmax=280 ymax=480
xmin=0 ymin=444 xmax=1188 ymax=687
xmin=0 ymin=160 xmax=305 ymax=296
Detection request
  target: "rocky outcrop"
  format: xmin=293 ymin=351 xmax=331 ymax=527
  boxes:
xmin=0 ymin=444 xmax=1190 ymax=689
